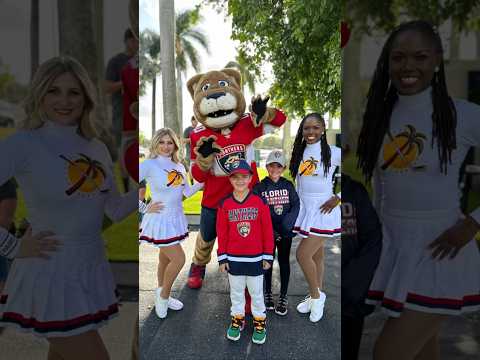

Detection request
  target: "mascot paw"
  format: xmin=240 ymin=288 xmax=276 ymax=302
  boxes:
xmin=194 ymin=136 xmax=222 ymax=171
xmin=196 ymin=136 xmax=222 ymax=158
xmin=250 ymin=95 xmax=270 ymax=126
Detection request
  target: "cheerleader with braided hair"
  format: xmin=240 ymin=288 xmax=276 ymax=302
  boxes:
xmin=357 ymin=20 xmax=480 ymax=359
xmin=289 ymin=113 xmax=341 ymax=323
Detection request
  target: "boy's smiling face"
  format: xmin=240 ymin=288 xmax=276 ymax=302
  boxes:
xmin=266 ymin=163 xmax=284 ymax=182
xmin=229 ymin=173 xmax=252 ymax=193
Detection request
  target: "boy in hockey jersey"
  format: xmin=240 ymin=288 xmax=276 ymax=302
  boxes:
xmin=253 ymin=150 xmax=300 ymax=315
xmin=217 ymin=159 xmax=274 ymax=344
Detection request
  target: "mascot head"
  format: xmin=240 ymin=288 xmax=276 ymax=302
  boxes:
xmin=187 ymin=69 xmax=246 ymax=130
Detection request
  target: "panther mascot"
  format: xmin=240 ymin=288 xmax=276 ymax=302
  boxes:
xmin=186 ymin=68 xmax=287 ymax=290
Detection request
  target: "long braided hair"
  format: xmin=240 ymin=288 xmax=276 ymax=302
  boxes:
xmin=289 ymin=113 xmax=331 ymax=178
xmin=356 ymin=20 xmax=457 ymax=182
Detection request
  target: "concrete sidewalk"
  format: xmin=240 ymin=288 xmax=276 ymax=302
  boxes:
xmin=139 ymin=232 xmax=341 ymax=360
xmin=359 ymin=309 xmax=480 ymax=359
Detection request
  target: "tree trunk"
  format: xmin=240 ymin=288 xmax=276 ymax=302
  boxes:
xmin=152 ymin=77 xmax=157 ymax=136
xmin=282 ymin=118 xmax=292 ymax=164
xmin=341 ymin=29 xmax=362 ymax=151
xmin=176 ymin=65 xmax=183 ymax=130
xmin=57 ymin=0 xmax=106 ymax=125
xmin=159 ymin=0 xmax=179 ymax=135
xmin=30 ymin=0 xmax=39 ymax=79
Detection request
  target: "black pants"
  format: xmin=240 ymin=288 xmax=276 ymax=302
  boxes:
xmin=264 ymin=235 xmax=292 ymax=296
xmin=341 ymin=315 xmax=365 ymax=360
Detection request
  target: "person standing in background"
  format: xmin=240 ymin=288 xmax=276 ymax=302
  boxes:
xmin=105 ymin=28 xmax=138 ymax=191
xmin=183 ymin=116 xmax=198 ymax=169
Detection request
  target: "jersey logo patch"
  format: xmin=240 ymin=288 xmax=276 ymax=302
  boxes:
xmin=165 ymin=169 xmax=183 ymax=187
xmin=61 ymin=153 xmax=108 ymax=196
xmin=216 ymin=144 xmax=247 ymax=174
xmin=299 ymin=156 xmax=318 ymax=176
xmin=382 ymin=125 xmax=427 ymax=171
xmin=237 ymin=221 xmax=251 ymax=237
xmin=274 ymin=204 xmax=284 ymax=215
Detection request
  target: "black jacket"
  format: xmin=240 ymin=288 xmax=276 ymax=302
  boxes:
xmin=253 ymin=176 xmax=300 ymax=238
xmin=341 ymin=175 xmax=382 ymax=318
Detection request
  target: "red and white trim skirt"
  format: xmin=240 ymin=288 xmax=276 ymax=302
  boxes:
xmin=293 ymin=193 xmax=341 ymax=239
xmin=366 ymin=208 xmax=480 ymax=317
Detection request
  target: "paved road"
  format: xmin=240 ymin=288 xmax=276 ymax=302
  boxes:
xmin=139 ymin=232 xmax=341 ymax=360
xmin=359 ymin=309 xmax=480 ymax=359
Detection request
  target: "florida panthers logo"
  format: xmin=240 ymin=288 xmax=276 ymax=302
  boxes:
xmin=216 ymin=144 xmax=246 ymax=174
xmin=274 ymin=204 xmax=284 ymax=215
xmin=237 ymin=221 xmax=251 ymax=237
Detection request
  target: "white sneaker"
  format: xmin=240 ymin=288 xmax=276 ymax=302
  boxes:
xmin=155 ymin=296 xmax=168 ymax=319
xmin=296 ymin=295 xmax=312 ymax=314
xmin=309 ymin=292 xmax=326 ymax=322
xmin=296 ymin=289 xmax=325 ymax=314
xmin=155 ymin=288 xmax=184 ymax=311
xmin=167 ymin=297 xmax=184 ymax=311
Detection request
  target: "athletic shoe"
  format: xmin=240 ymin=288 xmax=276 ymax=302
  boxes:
xmin=264 ymin=292 xmax=275 ymax=311
xmin=226 ymin=315 xmax=245 ymax=341
xmin=155 ymin=288 xmax=184 ymax=311
xmin=297 ymin=289 xmax=324 ymax=314
xmin=252 ymin=317 xmax=267 ymax=344
xmin=275 ymin=295 xmax=288 ymax=316
xmin=187 ymin=263 xmax=206 ymax=289
xmin=155 ymin=296 xmax=168 ymax=319
xmin=310 ymin=295 xmax=326 ymax=322
xmin=296 ymin=294 xmax=312 ymax=314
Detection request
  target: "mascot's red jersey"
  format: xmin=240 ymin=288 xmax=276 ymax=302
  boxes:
xmin=190 ymin=111 xmax=286 ymax=208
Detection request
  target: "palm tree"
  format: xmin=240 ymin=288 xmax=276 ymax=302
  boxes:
xmin=175 ymin=8 xmax=210 ymax=125
xmin=160 ymin=0 xmax=179 ymax=135
xmin=225 ymin=49 xmax=256 ymax=94
xmin=139 ymin=29 xmax=161 ymax=136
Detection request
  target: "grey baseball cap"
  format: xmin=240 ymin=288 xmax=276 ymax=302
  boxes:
xmin=266 ymin=150 xmax=286 ymax=167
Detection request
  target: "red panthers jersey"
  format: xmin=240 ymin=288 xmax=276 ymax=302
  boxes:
xmin=190 ymin=110 xmax=287 ymax=208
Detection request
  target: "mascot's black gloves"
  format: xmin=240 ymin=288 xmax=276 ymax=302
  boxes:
xmin=197 ymin=137 xmax=222 ymax=158
xmin=251 ymin=95 xmax=270 ymax=126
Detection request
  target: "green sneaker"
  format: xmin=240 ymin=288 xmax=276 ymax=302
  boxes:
xmin=252 ymin=317 xmax=267 ymax=344
xmin=226 ymin=315 xmax=245 ymax=341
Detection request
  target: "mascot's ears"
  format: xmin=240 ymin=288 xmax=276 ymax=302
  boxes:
xmin=187 ymin=73 xmax=203 ymax=99
xmin=186 ymin=68 xmax=243 ymax=99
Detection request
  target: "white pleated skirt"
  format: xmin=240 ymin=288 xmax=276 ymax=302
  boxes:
xmin=293 ymin=193 xmax=341 ymax=238
xmin=139 ymin=206 xmax=189 ymax=247
xmin=0 ymin=236 xmax=118 ymax=337
xmin=366 ymin=208 xmax=480 ymax=317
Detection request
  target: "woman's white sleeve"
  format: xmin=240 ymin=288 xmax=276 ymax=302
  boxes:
xmin=181 ymin=166 xmax=204 ymax=198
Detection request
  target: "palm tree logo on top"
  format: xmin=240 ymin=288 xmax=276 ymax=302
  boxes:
xmin=381 ymin=125 xmax=427 ymax=171
xmin=164 ymin=169 xmax=183 ymax=187
xmin=60 ymin=154 xmax=108 ymax=196
xmin=299 ymin=157 xmax=319 ymax=176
